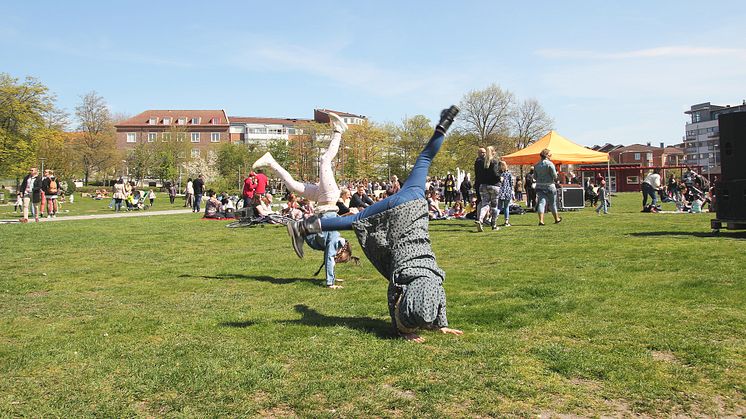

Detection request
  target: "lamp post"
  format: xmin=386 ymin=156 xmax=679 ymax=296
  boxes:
xmin=39 ymin=157 xmax=46 ymax=174
xmin=122 ymin=160 xmax=128 ymax=181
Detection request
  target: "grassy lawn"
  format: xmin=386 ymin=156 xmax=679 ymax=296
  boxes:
xmin=0 ymin=192 xmax=188 ymax=219
xmin=1 ymin=192 xmax=744 ymax=417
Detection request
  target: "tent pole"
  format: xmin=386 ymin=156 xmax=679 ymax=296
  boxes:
xmin=607 ymin=160 xmax=612 ymax=196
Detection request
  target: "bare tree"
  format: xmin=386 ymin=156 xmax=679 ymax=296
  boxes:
xmin=74 ymin=91 xmax=117 ymax=184
xmin=458 ymin=84 xmax=515 ymax=143
xmin=512 ymin=98 xmax=554 ymax=150
xmin=42 ymin=105 xmax=70 ymax=131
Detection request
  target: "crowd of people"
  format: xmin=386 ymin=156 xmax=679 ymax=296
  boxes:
xmin=16 ymin=167 xmax=64 ymax=222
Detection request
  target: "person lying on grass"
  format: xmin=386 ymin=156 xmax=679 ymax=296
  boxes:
xmin=286 ymin=106 xmax=464 ymax=342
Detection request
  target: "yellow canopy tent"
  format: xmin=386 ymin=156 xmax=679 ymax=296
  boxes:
xmin=501 ymin=130 xmax=609 ymax=165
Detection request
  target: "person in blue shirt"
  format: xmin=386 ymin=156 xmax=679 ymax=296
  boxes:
xmin=533 ymin=149 xmax=562 ymax=226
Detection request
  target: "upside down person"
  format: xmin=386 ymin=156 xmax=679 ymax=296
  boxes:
xmin=252 ymin=112 xmax=354 ymax=288
xmin=286 ymin=106 xmax=464 ymax=343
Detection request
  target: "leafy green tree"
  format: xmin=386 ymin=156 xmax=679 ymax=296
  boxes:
xmin=0 ymin=73 xmax=55 ymax=178
xmin=216 ymin=142 xmax=251 ymax=179
xmin=341 ymin=121 xmax=388 ymax=180
xmin=396 ymin=115 xmax=432 ymax=177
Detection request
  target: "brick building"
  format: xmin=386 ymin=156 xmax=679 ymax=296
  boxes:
xmin=609 ymin=143 xmax=684 ymax=167
xmin=114 ymin=110 xmax=231 ymax=159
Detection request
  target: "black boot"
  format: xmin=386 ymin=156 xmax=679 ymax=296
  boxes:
xmin=436 ymin=105 xmax=460 ymax=134
xmin=286 ymin=215 xmax=322 ymax=258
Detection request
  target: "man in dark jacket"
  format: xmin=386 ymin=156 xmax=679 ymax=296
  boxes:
xmin=350 ymin=184 xmax=374 ymax=210
xmin=192 ymin=174 xmax=205 ymax=213
xmin=19 ymin=167 xmax=43 ymax=222
xmin=525 ymin=169 xmax=537 ymax=210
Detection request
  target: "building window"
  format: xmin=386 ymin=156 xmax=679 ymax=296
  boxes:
xmin=191 ymin=132 xmax=200 ymax=143
xmin=191 ymin=117 xmax=200 ymax=125
xmin=211 ymin=118 xmax=220 ymax=124
xmin=177 ymin=118 xmax=186 ymax=125
xmin=148 ymin=117 xmax=157 ymax=125
xmin=626 ymin=176 xmax=639 ymax=184
xmin=148 ymin=132 xmax=157 ymax=143
xmin=191 ymin=148 xmax=200 ymax=158
xmin=211 ymin=133 xmax=220 ymax=142
xmin=646 ymin=152 xmax=653 ymax=161
xmin=126 ymin=133 xmax=136 ymax=143
xmin=634 ymin=153 xmax=640 ymax=160
xmin=162 ymin=132 xmax=171 ymax=142
xmin=163 ymin=117 xmax=171 ymax=125
xmin=177 ymin=132 xmax=186 ymax=142
xmin=178 ymin=151 xmax=186 ymax=159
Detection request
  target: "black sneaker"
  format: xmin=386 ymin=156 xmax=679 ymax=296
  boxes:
xmin=436 ymin=105 xmax=460 ymax=133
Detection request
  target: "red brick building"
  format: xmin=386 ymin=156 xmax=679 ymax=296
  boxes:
xmin=114 ymin=110 xmax=231 ymax=159
xmin=609 ymin=143 xmax=684 ymax=167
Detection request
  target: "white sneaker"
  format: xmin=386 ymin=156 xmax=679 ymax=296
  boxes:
xmin=327 ymin=112 xmax=348 ymax=134
xmin=252 ymin=152 xmax=275 ymax=169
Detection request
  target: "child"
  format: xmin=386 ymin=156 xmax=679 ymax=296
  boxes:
xmin=595 ymin=179 xmax=608 ymax=215
xmin=148 ymin=189 xmax=156 ymax=207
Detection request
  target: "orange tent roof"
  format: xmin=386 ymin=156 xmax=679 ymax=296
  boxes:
xmin=501 ymin=130 xmax=609 ymax=165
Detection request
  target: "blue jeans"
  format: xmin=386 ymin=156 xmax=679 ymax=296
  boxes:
xmin=305 ymin=212 xmax=345 ymax=285
xmin=321 ymin=131 xmax=445 ymax=231
xmin=498 ymin=198 xmax=511 ymax=223
xmin=596 ymin=199 xmax=608 ymax=214
xmin=536 ymin=184 xmax=557 ymax=214
xmin=641 ymin=182 xmax=657 ymax=207
xmin=193 ymin=194 xmax=203 ymax=212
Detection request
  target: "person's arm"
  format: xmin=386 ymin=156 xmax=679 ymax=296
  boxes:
xmin=363 ymin=194 xmax=374 ymax=206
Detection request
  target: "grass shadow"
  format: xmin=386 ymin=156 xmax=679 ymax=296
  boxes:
xmin=629 ymin=231 xmax=746 ymax=239
xmin=219 ymin=320 xmax=257 ymax=328
xmin=282 ymin=304 xmax=393 ymax=339
xmin=179 ymin=273 xmax=325 ymax=285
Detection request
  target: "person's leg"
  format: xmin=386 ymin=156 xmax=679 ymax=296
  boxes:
xmin=536 ymin=188 xmax=547 ymax=224
xmin=641 ymin=184 xmax=650 ymax=208
xmin=321 ymin=129 xmax=447 ymax=231
xmin=500 ymin=198 xmax=510 ymax=225
xmin=487 ymin=186 xmax=499 ymax=228
xmin=22 ymin=197 xmax=30 ymax=220
xmin=547 ymin=186 xmax=561 ymax=222
xmin=288 ymin=106 xmax=459 ymax=257
xmin=317 ymin=116 xmax=345 ymax=204
xmin=253 ymin=152 xmax=320 ymax=201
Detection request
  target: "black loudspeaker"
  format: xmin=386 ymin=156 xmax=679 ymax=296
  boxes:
xmin=716 ymin=179 xmax=746 ymax=220
xmin=560 ymin=185 xmax=584 ymax=209
xmin=718 ymin=112 xmax=746 ymax=181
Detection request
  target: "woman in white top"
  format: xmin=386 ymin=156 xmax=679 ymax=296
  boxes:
xmin=184 ymin=178 xmax=194 ymax=208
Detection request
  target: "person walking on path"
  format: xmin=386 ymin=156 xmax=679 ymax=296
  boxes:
xmin=112 ymin=178 xmax=126 ymax=212
xmin=534 ymin=149 xmax=562 ymax=226
xmin=41 ymin=169 xmax=60 ymax=218
xmin=184 ymin=178 xmax=194 ymax=208
xmin=192 ymin=175 xmax=205 ymax=213
xmin=285 ymin=106 xmax=464 ymax=342
xmin=19 ymin=167 xmax=43 ymax=223
xmin=168 ymin=183 xmax=176 ymax=204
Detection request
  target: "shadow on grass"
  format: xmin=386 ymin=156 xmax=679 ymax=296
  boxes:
xmin=629 ymin=231 xmax=746 ymax=239
xmin=179 ymin=273 xmax=325 ymax=285
xmin=218 ymin=305 xmax=393 ymax=339
xmin=284 ymin=304 xmax=393 ymax=339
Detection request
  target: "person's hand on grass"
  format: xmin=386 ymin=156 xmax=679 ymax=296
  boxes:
xmin=401 ymin=332 xmax=425 ymax=343
xmin=438 ymin=327 xmax=463 ymax=336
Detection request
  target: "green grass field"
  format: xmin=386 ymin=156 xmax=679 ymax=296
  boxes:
xmin=1 ymin=192 xmax=187 ymax=219
xmin=1 ymin=193 xmax=744 ymax=417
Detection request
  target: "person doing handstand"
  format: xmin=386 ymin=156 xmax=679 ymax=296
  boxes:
xmin=252 ymin=112 xmax=353 ymax=288
xmin=286 ymin=106 xmax=464 ymax=342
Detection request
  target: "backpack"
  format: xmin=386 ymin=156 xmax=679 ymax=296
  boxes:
xmin=49 ymin=179 xmax=58 ymax=194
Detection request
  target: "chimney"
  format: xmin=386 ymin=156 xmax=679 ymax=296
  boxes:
xmin=660 ymin=142 xmax=664 ymax=148
xmin=646 ymin=141 xmax=651 ymax=146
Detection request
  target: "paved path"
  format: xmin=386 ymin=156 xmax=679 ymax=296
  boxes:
xmin=0 ymin=209 xmax=195 ymax=224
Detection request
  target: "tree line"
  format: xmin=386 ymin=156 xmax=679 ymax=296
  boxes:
xmin=1 ymin=74 xmax=553 ymax=190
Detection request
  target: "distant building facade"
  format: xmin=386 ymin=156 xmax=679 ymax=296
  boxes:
xmin=609 ymin=143 xmax=684 ymax=167
xmin=684 ymin=101 xmax=746 ymax=175
xmin=114 ymin=110 xmax=230 ymax=160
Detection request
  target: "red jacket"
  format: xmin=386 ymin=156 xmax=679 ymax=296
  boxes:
xmin=243 ymin=177 xmax=256 ymax=198
xmin=254 ymin=173 xmax=268 ymax=194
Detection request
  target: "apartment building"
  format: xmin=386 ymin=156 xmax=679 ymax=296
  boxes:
xmin=114 ymin=110 xmax=231 ymax=159
xmin=684 ymin=101 xmax=746 ymax=175
xmin=229 ymin=109 xmax=367 ymax=145
xmin=609 ymin=143 xmax=684 ymax=167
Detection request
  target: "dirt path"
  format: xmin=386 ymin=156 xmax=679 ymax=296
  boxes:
xmin=0 ymin=209 xmax=195 ymax=224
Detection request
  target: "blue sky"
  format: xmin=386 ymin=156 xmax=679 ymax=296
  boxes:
xmin=2 ymin=1 xmax=745 ymax=146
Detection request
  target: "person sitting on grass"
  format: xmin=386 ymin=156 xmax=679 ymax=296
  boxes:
xmin=203 ymin=190 xmax=226 ymax=219
xmin=285 ymin=105 xmax=464 ymax=342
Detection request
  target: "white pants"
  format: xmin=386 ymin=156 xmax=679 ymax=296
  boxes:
xmin=268 ymin=131 xmax=342 ymax=205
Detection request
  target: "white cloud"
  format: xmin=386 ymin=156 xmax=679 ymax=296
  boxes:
xmin=536 ymin=46 xmax=746 ymax=60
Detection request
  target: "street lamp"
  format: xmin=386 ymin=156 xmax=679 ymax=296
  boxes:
xmin=39 ymin=157 xmax=46 ymax=173
xmin=122 ymin=160 xmax=128 ymax=181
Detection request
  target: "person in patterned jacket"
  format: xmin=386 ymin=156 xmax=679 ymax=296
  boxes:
xmin=287 ymin=106 xmax=464 ymax=343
